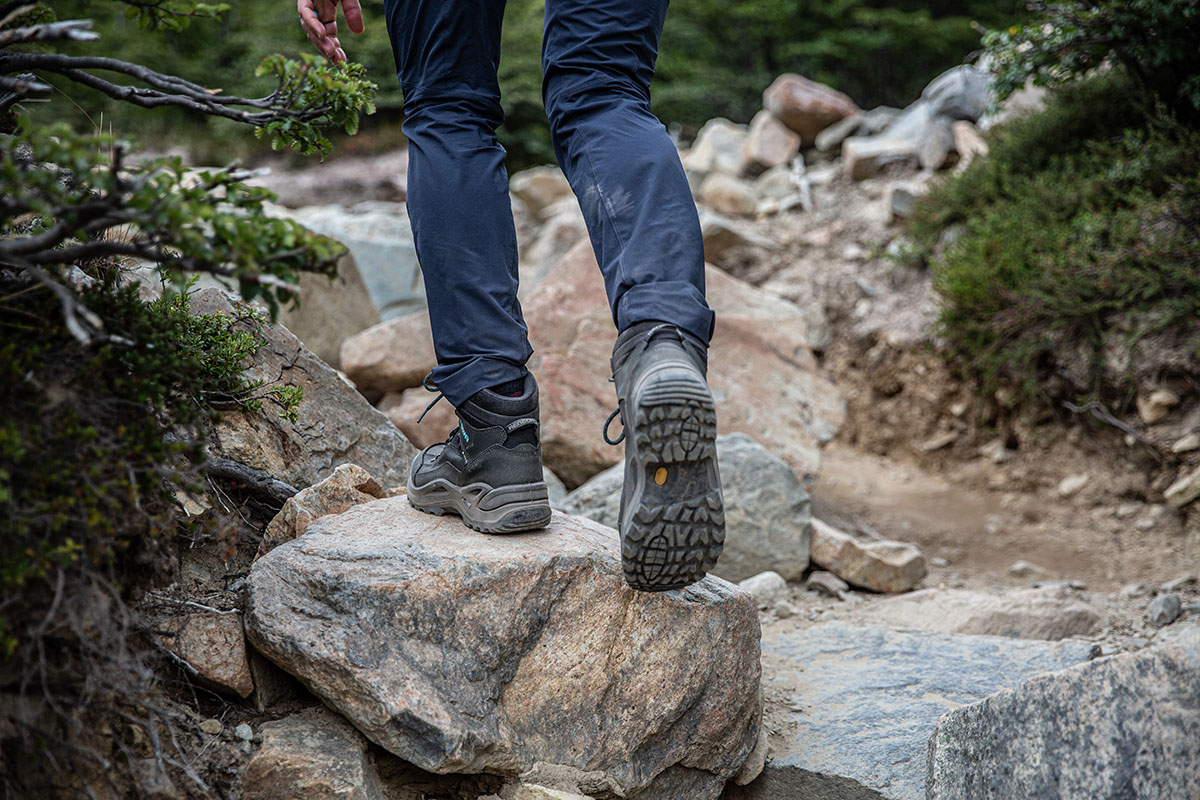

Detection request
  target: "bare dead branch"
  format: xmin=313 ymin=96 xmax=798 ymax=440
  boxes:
xmin=0 ymin=52 xmax=338 ymax=124
xmin=0 ymin=18 xmax=98 ymax=47
xmin=203 ymin=456 xmax=298 ymax=506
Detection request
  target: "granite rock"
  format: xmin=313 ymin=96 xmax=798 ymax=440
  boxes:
xmin=259 ymin=463 xmax=385 ymax=559
xmin=190 ymin=289 xmax=418 ymax=490
xmin=240 ymin=706 xmax=386 ymax=800
xmin=921 ymin=65 xmax=989 ymax=122
xmin=246 ymin=499 xmax=761 ymax=798
xmin=728 ymin=622 xmax=1095 ymax=800
xmin=282 ymin=202 xmax=424 ymax=321
xmin=509 ymin=166 xmax=573 ymax=220
xmin=860 ymin=587 xmax=1102 ymax=640
xmin=162 ymin=612 xmax=253 ymax=699
xmin=698 ymin=173 xmax=759 ymax=217
xmin=743 ymin=110 xmax=801 ymax=174
xmin=926 ymin=624 xmax=1200 ymax=800
xmin=340 ymin=312 xmax=436 ymax=403
xmin=762 ymin=74 xmax=859 ymax=145
xmin=683 ymin=118 xmax=750 ymax=177
xmin=516 ymin=240 xmax=842 ymax=486
xmin=810 ymin=519 xmax=925 ymax=593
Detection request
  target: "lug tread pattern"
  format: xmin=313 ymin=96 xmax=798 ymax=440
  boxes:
xmin=623 ymin=377 xmax=725 ymax=592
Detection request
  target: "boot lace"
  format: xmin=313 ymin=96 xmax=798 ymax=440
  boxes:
xmin=417 ymin=373 xmax=469 ymax=451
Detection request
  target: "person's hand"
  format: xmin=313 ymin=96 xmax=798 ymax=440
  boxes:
xmin=298 ymin=0 xmax=364 ymax=64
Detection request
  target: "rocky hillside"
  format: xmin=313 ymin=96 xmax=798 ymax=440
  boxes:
xmin=12 ymin=63 xmax=1197 ymax=800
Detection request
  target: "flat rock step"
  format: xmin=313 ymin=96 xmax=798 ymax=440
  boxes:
xmin=727 ymin=621 xmax=1095 ymax=800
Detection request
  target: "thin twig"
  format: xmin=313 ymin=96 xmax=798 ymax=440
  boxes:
xmin=1062 ymin=400 xmax=1164 ymax=461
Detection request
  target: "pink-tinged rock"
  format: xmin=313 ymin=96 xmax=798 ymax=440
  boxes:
xmin=340 ymin=312 xmax=436 ymax=404
xmin=379 ymin=386 xmax=456 ymax=450
xmin=519 ymin=240 xmax=843 ymax=486
xmin=743 ymin=110 xmax=802 ymax=173
xmin=245 ymin=499 xmax=762 ymax=799
xmin=163 ymin=612 xmax=253 ymax=698
xmin=509 ymin=166 xmax=573 ymax=220
xmin=683 ymin=118 xmax=750 ymax=177
xmin=259 ymin=463 xmax=386 ymax=559
xmin=763 ymin=74 xmax=860 ymax=146
xmin=810 ymin=518 xmax=926 ymax=593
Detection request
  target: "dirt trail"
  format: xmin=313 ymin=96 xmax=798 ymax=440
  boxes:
xmin=733 ymin=161 xmax=1197 ymax=594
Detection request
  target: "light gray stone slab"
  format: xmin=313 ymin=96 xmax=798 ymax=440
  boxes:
xmin=729 ymin=622 xmax=1094 ymax=800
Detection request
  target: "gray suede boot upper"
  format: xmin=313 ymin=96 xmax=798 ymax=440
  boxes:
xmin=608 ymin=321 xmax=724 ymax=591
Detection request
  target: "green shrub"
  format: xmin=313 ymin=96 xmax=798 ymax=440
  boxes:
xmin=0 ymin=4 xmax=359 ymax=792
xmin=984 ymin=0 xmax=1200 ymax=120
xmin=910 ymin=70 xmax=1200 ymax=405
xmin=0 ymin=276 xmax=294 ymax=645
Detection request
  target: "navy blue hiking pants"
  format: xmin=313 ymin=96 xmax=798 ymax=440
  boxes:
xmin=383 ymin=0 xmax=714 ymax=407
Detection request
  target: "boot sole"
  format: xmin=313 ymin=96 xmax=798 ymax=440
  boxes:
xmin=622 ymin=371 xmax=725 ymax=592
xmin=408 ymin=479 xmax=552 ymax=534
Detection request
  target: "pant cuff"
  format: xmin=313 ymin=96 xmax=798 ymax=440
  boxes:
xmin=431 ymin=357 xmax=530 ymax=408
xmin=616 ymin=282 xmax=715 ymax=345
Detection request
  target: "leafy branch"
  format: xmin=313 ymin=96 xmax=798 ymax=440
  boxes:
xmin=982 ymin=0 xmax=1200 ymax=119
xmin=1 ymin=13 xmax=376 ymax=154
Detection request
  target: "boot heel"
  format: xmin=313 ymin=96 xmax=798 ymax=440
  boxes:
xmin=623 ymin=372 xmax=725 ymax=592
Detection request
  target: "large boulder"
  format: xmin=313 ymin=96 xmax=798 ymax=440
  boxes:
xmin=529 ymin=240 xmax=841 ymax=485
xmin=860 ymin=587 xmax=1102 ymax=641
xmin=762 ymin=74 xmax=859 ymax=146
xmin=190 ymin=289 xmax=418 ymax=490
xmin=268 ymin=241 xmax=380 ymax=370
xmin=561 ymin=434 xmax=812 ymax=582
xmin=727 ymin=622 xmax=1095 ymax=800
xmin=283 ymin=202 xmax=424 ymax=322
xmin=521 ymin=197 xmax=589 ymax=298
xmin=245 ymin=499 xmax=762 ymax=799
xmin=926 ymin=624 xmax=1200 ymax=800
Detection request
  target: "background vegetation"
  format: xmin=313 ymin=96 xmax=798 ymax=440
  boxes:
xmin=910 ymin=3 xmax=1200 ymax=411
xmin=1 ymin=2 xmax=371 ymax=793
xmin=43 ymin=0 xmax=1028 ymax=168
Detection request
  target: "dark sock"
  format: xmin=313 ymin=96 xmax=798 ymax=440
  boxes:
xmin=461 ymin=374 xmax=539 ymax=447
xmin=491 ymin=378 xmax=525 ymax=397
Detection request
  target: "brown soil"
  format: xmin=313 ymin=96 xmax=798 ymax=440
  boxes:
xmin=735 ymin=158 xmax=1199 ymax=595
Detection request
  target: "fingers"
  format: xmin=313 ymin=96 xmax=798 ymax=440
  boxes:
xmin=342 ymin=0 xmax=365 ymax=34
xmin=298 ymin=0 xmax=346 ymax=63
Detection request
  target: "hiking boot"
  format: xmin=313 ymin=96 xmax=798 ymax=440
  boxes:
xmin=407 ymin=374 xmax=552 ymax=533
xmin=608 ymin=321 xmax=724 ymax=591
